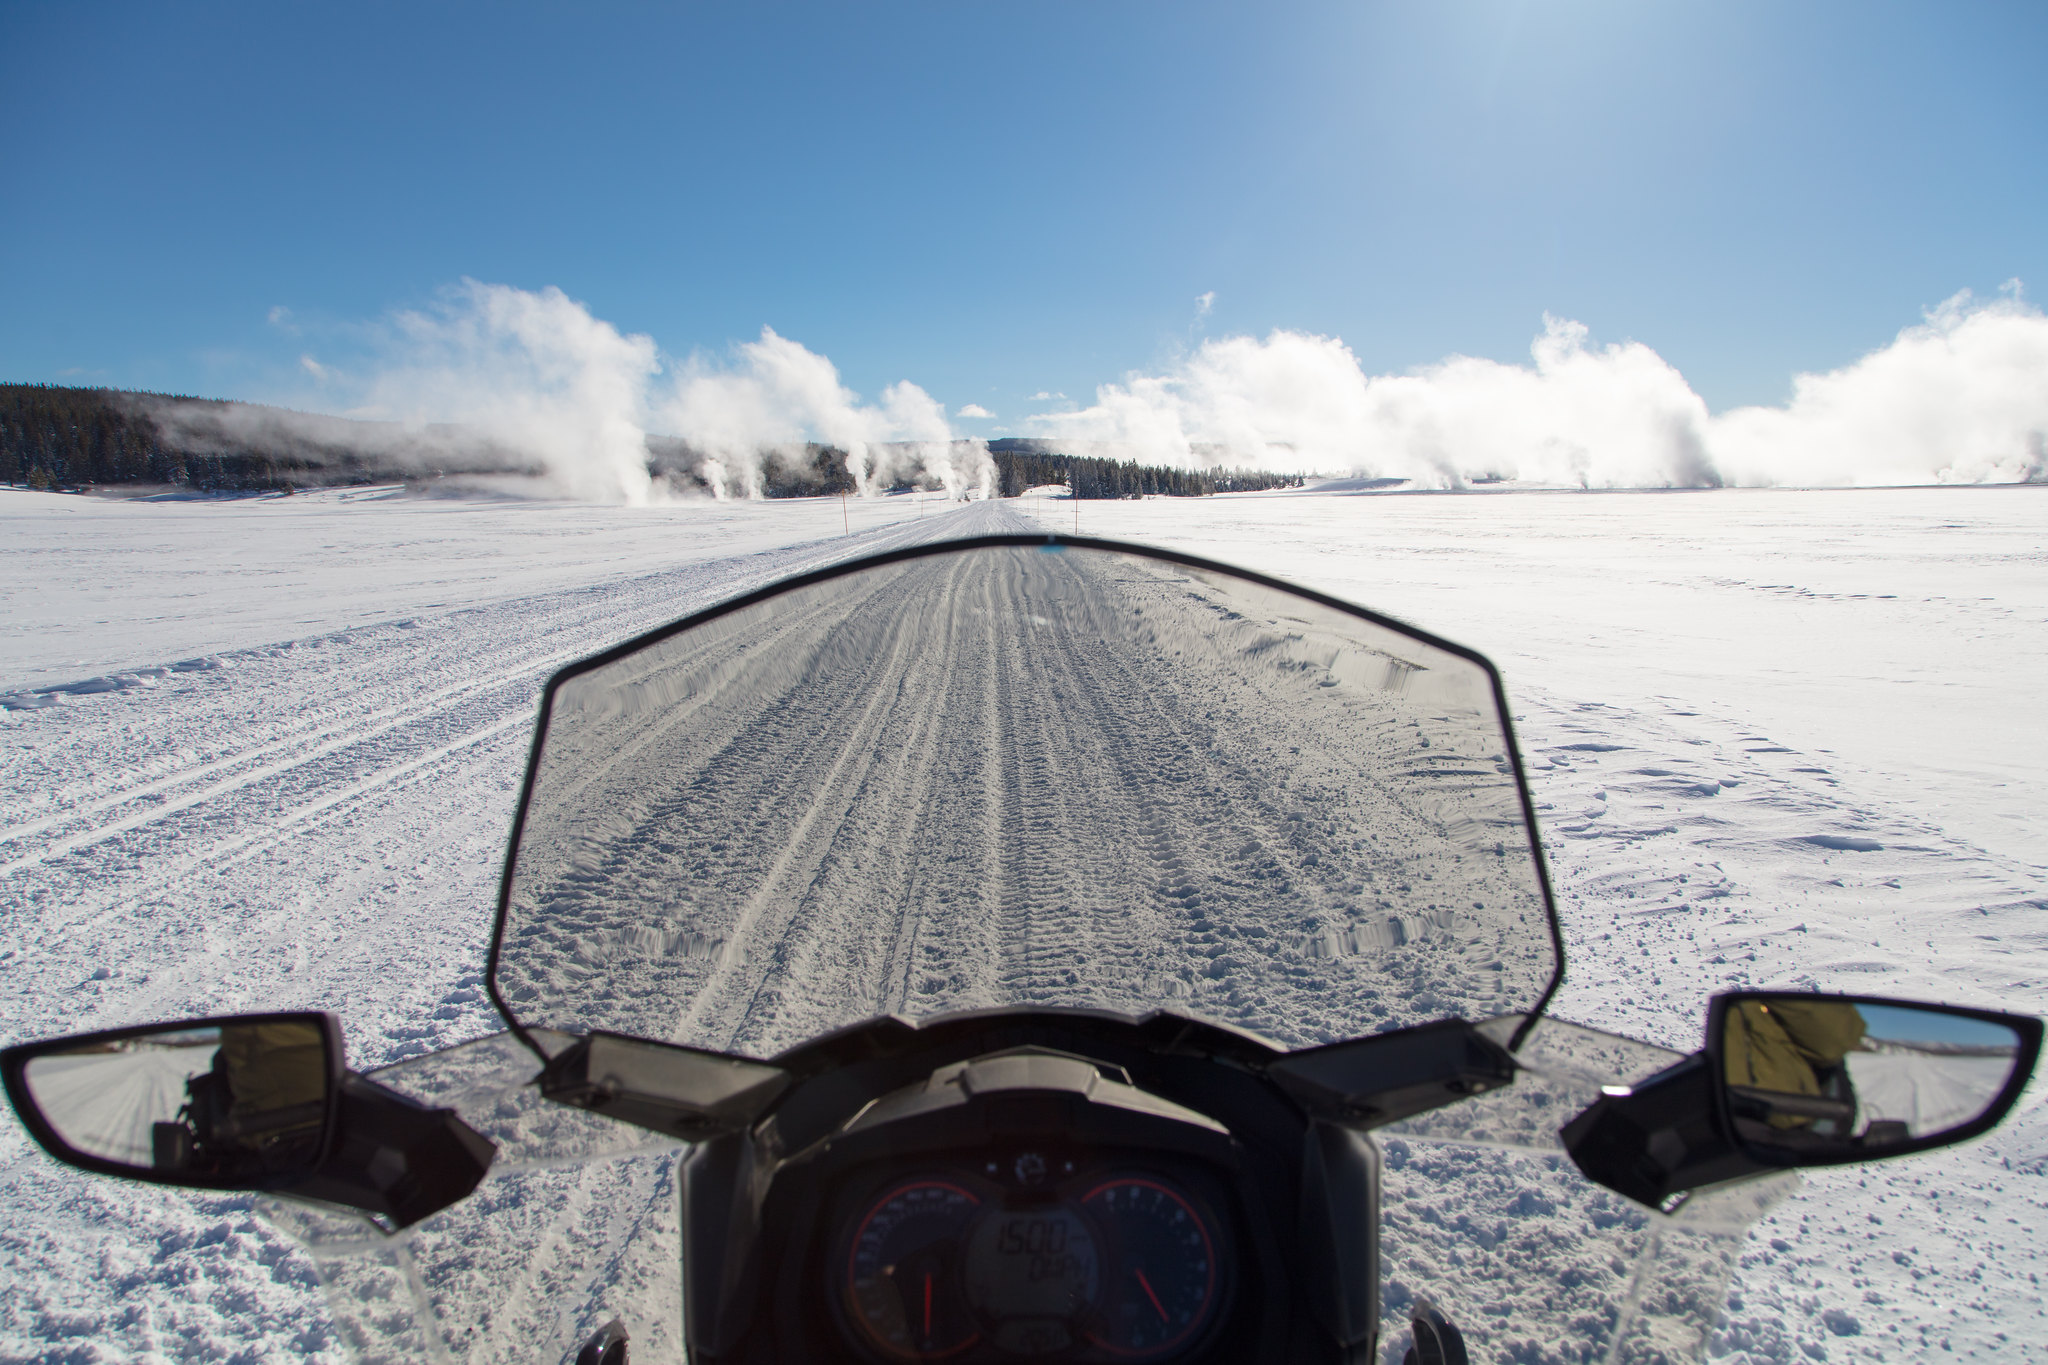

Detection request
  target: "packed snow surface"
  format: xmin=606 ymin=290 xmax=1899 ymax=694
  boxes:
xmin=1 ymin=483 xmax=2044 ymax=1363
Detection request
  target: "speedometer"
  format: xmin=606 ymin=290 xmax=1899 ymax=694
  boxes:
xmin=838 ymin=1167 xmax=1229 ymax=1363
xmin=845 ymin=1181 xmax=984 ymax=1360
xmin=1078 ymin=1178 xmax=1222 ymax=1359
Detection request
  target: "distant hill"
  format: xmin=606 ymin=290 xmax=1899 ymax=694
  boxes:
xmin=0 ymin=384 xmax=1301 ymax=500
xmin=0 ymin=384 xmax=552 ymax=494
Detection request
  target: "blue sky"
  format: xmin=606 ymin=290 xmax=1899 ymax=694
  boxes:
xmin=3 ymin=0 xmax=2043 ymax=424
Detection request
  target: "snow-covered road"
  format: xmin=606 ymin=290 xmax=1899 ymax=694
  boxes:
xmin=2 ymin=484 xmax=2043 ymax=1363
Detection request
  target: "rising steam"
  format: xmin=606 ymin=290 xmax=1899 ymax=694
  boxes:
xmin=659 ymin=326 xmax=990 ymax=502
xmin=1031 ymin=288 xmax=2048 ymax=489
xmin=237 ymin=280 xmax=2048 ymax=502
xmin=258 ymin=281 xmax=992 ymax=505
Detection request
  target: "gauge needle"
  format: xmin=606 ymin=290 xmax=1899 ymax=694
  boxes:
xmin=923 ymin=1271 xmax=933 ymax=1338
xmin=1134 ymin=1266 xmax=1168 ymax=1322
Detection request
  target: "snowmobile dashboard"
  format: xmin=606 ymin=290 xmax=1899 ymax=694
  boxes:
xmin=670 ymin=1011 xmax=1415 ymax=1365
xmin=688 ymin=1044 xmax=1309 ymax=1365
xmin=828 ymin=1151 xmax=1233 ymax=1362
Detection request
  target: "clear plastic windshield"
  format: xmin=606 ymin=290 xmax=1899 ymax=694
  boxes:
xmin=494 ymin=540 xmax=1559 ymax=1057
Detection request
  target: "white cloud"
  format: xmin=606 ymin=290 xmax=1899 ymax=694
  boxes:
xmin=268 ymin=306 xmax=298 ymax=333
xmin=298 ymin=355 xmax=328 ymax=380
xmin=956 ymin=403 xmax=994 ymax=419
xmin=1028 ymin=293 xmax=2048 ymax=488
xmin=1029 ymin=391 xmax=1067 ymax=402
xmin=1195 ymin=291 xmax=1215 ymax=319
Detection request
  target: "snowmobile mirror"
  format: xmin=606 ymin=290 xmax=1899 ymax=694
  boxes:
xmin=1708 ymin=992 xmax=2041 ymax=1168
xmin=1562 ymin=991 xmax=2043 ymax=1210
xmin=540 ymin=1031 xmax=790 ymax=1140
xmin=0 ymin=1012 xmax=341 ymax=1191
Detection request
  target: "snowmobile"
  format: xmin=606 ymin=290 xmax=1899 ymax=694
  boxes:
xmin=4 ymin=534 xmax=2038 ymax=1365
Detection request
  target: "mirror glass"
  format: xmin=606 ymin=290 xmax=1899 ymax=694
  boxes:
xmin=1720 ymin=996 xmax=2025 ymax=1154
xmin=19 ymin=1019 xmax=330 ymax=1181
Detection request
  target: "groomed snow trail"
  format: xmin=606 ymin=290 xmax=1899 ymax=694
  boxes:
xmin=0 ymin=492 xmax=983 ymax=1364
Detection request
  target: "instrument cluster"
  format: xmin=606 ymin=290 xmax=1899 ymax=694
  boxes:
xmin=832 ymin=1150 xmax=1232 ymax=1363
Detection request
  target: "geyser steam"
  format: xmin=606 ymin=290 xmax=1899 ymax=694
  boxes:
xmin=1031 ymin=288 xmax=2048 ymax=490
xmin=262 ymin=280 xmax=2046 ymax=501
xmin=278 ymin=281 xmax=993 ymax=504
xmin=660 ymin=326 xmax=992 ymax=502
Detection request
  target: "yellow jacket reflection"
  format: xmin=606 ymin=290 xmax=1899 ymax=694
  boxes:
xmin=1724 ymin=1000 xmax=1867 ymax=1127
xmin=215 ymin=1022 xmax=326 ymax=1124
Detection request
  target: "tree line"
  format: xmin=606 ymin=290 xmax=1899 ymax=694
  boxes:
xmin=0 ymin=384 xmax=404 ymax=492
xmin=988 ymin=441 xmax=1304 ymax=498
xmin=3 ymin=384 xmax=204 ymax=490
xmin=2 ymin=384 xmax=1305 ymax=500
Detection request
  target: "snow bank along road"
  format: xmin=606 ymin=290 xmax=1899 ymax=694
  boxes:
xmin=2 ymin=484 xmax=2044 ymax=1362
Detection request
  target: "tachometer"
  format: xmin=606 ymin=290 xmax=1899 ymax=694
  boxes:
xmin=846 ymin=1181 xmax=984 ymax=1360
xmin=1079 ymin=1178 xmax=1221 ymax=1359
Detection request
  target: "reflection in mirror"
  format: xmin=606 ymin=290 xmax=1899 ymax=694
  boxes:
xmin=20 ymin=1019 xmax=330 ymax=1180
xmin=1721 ymin=997 xmax=2023 ymax=1152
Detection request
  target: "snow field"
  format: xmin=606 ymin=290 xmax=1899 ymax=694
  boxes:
xmin=1020 ymin=487 xmax=2048 ymax=1363
xmin=1 ymin=483 xmax=2043 ymax=1362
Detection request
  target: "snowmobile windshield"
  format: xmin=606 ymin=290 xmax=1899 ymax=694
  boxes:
xmin=491 ymin=536 xmax=1560 ymax=1057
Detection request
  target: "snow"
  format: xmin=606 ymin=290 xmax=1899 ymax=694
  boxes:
xmin=3 ymin=482 xmax=2045 ymax=1362
xmin=22 ymin=1045 xmax=203 ymax=1167
xmin=500 ymin=524 xmax=1549 ymax=1056
xmin=1844 ymin=1050 xmax=2017 ymax=1138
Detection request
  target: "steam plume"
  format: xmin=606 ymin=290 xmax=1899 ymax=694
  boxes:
xmin=220 ymin=280 xmax=2046 ymax=502
xmin=246 ymin=281 xmax=992 ymax=504
xmin=1031 ymin=289 xmax=2048 ymax=489
xmin=659 ymin=327 xmax=991 ymax=501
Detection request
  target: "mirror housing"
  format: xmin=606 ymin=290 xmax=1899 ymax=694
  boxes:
xmin=1708 ymin=992 xmax=2041 ymax=1168
xmin=290 ymin=1072 xmax=497 ymax=1230
xmin=1558 ymin=1052 xmax=1770 ymax=1210
xmin=1 ymin=1012 xmax=342 ymax=1191
xmin=1562 ymin=991 xmax=2042 ymax=1209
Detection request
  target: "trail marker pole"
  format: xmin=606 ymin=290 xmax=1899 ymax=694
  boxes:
xmin=842 ymin=489 xmax=849 ymax=535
